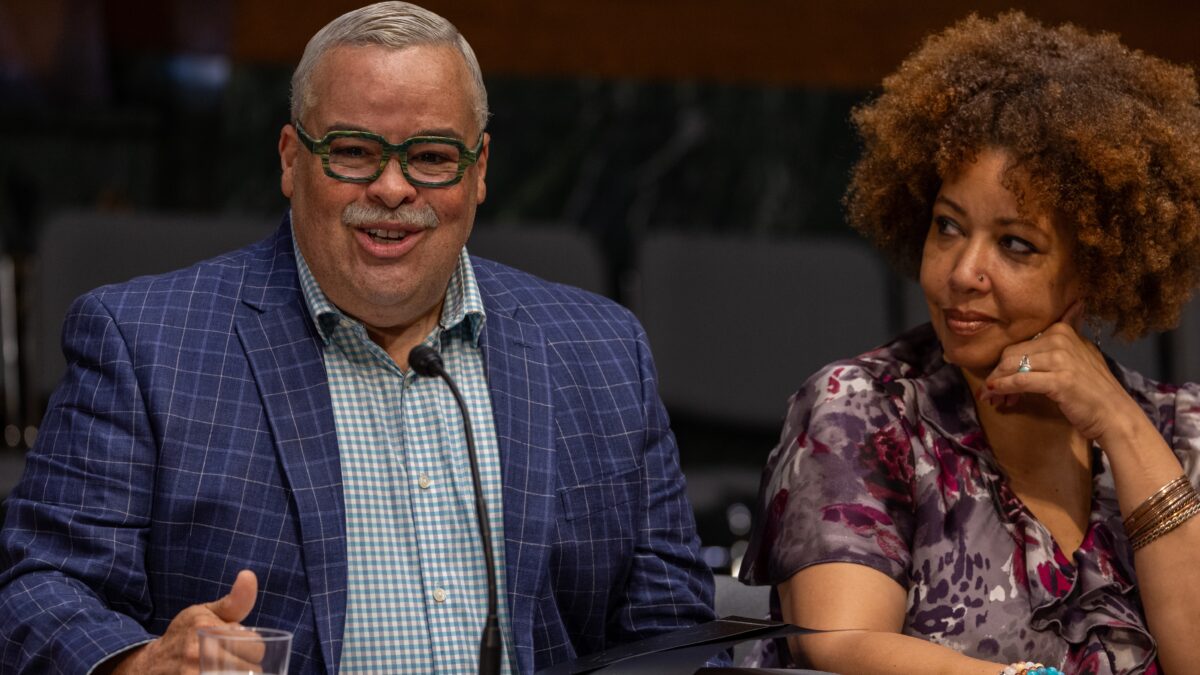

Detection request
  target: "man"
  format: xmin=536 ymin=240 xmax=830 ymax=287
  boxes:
xmin=0 ymin=3 xmax=716 ymax=673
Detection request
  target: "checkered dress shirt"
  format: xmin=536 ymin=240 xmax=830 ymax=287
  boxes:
xmin=296 ymin=243 xmax=513 ymax=673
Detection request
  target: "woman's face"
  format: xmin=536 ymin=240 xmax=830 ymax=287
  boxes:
xmin=920 ymin=148 xmax=1081 ymax=378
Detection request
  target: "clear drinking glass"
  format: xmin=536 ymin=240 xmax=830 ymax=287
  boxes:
xmin=197 ymin=625 xmax=292 ymax=675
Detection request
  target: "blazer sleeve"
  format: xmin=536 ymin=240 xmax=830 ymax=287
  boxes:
xmin=608 ymin=322 xmax=720 ymax=645
xmin=0 ymin=292 xmax=158 ymax=674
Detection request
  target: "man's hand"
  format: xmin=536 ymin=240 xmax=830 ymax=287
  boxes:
xmin=106 ymin=569 xmax=258 ymax=675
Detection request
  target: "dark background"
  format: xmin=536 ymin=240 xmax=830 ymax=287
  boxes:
xmin=3 ymin=0 xmax=1199 ymax=570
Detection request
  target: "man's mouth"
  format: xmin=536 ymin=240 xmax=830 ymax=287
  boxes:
xmin=365 ymin=228 xmax=409 ymax=242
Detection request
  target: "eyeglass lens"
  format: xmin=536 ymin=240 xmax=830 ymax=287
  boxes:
xmin=327 ymin=137 xmax=464 ymax=183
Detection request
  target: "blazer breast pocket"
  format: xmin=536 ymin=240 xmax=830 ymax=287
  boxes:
xmin=558 ymin=463 xmax=644 ymax=522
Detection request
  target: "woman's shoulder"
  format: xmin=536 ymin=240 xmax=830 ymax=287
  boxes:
xmin=742 ymin=326 xmax=937 ymax=587
xmin=796 ymin=323 xmax=944 ymax=408
xmin=771 ymin=323 xmax=952 ymax=458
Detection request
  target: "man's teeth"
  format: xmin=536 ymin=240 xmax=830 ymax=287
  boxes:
xmin=366 ymin=229 xmax=407 ymax=241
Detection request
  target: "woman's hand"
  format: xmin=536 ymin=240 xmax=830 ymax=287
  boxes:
xmin=980 ymin=316 xmax=1147 ymax=444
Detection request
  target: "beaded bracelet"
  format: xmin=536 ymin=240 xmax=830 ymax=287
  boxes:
xmin=999 ymin=662 xmax=1064 ymax=675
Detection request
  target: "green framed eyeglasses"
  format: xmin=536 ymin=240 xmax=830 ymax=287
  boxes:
xmin=293 ymin=120 xmax=483 ymax=187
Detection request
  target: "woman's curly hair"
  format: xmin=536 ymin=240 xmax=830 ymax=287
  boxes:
xmin=846 ymin=11 xmax=1200 ymax=339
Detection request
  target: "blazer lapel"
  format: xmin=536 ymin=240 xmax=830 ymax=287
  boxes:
xmin=238 ymin=222 xmax=346 ymax=674
xmin=475 ymin=262 xmax=557 ymax=675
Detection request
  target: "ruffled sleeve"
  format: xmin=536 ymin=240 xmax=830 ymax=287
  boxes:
xmin=740 ymin=358 xmax=918 ymax=588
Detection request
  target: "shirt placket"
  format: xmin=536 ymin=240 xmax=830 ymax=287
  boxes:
xmin=403 ymin=370 xmax=478 ymax=672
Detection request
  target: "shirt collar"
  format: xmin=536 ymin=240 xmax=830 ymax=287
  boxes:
xmin=442 ymin=247 xmax=487 ymax=344
xmin=293 ymin=230 xmax=486 ymax=346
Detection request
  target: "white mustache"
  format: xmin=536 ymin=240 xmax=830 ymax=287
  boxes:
xmin=342 ymin=202 xmax=439 ymax=229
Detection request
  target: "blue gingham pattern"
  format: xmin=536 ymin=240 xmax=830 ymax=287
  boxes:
xmin=295 ymin=245 xmax=512 ymax=673
xmin=0 ymin=216 xmax=718 ymax=675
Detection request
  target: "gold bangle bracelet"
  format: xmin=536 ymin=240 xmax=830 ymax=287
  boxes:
xmin=1126 ymin=479 xmax=1191 ymax=529
xmin=1131 ymin=498 xmax=1200 ymax=551
xmin=1123 ymin=475 xmax=1191 ymax=532
xmin=1126 ymin=483 xmax=1197 ymax=540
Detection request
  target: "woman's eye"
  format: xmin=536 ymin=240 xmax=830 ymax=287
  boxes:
xmin=934 ymin=215 xmax=961 ymax=235
xmin=1000 ymin=236 xmax=1038 ymax=255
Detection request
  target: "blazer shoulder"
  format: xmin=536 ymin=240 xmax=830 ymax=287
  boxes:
xmin=85 ymin=222 xmax=297 ymax=321
xmin=471 ymin=255 xmax=639 ymax=335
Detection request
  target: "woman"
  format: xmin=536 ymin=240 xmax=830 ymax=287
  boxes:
xmin=739 ymin=12 xmax=1200 ymax=675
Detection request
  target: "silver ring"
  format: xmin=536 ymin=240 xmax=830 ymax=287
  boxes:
xmin=1032 ymin=332 xmax=1042 ymax=341
xmin=1017 ymin=354 xmax=1032 ymax=373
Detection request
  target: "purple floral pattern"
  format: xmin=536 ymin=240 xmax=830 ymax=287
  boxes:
xmin=739 ymin=324 xmax=1200 ymax=674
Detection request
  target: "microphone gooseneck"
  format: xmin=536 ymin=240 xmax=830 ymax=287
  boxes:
xmin=407 ymin=344 xmax=501 ymax=675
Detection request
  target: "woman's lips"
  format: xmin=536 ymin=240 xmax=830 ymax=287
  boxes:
xmin=943 ymin=310 xmax=996 ymax=336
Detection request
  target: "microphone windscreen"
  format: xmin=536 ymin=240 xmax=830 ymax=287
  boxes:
xmin=408 ymin=344 xmax=445 ymax=377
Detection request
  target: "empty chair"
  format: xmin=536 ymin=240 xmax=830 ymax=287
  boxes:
xmin=714 ymin=573 xmax=770 ymax=620
xmin=900 ymin=279 xmax=930 ymax=334
xmin=468 ymin=222 xmax=609 ymax=297
xmin=714 ymin=573 xmax=773 ymax=664
xmin=25 ymin=211 xmax=278 ymax=417
xmin=1104 ymin=335 xmax=1165 ymax=382
xmin=0 ymin=237 xmax=23 ymax=516
xmin=0 ymin=246 xmax=17 ymax=438
xmin=1172 ymin=295 xmax=1200 ymax=384
xmin=636 ymin=232 xmax=892 ymax=430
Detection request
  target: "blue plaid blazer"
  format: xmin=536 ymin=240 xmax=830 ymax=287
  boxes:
xmin=0 ymin=219 xmax=715 ymax=674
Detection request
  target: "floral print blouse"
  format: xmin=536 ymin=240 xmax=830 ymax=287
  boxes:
xmin=739 ymin=324 xmax=1200 ymax=674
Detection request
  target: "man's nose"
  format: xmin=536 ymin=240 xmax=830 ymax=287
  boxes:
xmin=366 ymin=154 xmax=418 ymax=207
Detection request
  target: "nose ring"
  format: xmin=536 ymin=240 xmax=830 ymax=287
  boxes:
xmin=977 ymin=274 xmax=985 ymax=282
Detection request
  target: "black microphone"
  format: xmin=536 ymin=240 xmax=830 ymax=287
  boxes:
xmin=409 ymin=344 xmax=501 ymax=675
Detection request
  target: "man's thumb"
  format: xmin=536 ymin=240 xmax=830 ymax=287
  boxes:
xmin=207 ymin=569 xmax=258 ymax=623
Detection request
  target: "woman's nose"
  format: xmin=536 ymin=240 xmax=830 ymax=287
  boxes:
xmin=948 ymin=247 xmax=989 ymax=292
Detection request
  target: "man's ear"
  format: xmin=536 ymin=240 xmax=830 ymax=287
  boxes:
xmin=473 ymin=132 xmax=489 ymax=205
xmin=279 ymin=124 xmax=298 ymax=199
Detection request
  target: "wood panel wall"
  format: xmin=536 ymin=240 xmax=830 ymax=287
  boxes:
xmin=232 ymin=0 xmax=1200 ymax=88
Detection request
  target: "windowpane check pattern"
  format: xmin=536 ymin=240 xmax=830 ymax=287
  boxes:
xmin=295 ymin=241 xmax=512 ymax=673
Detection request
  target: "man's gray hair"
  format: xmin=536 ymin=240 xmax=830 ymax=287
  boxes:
xmin=290 ymin=1 xmax=489 ymax=133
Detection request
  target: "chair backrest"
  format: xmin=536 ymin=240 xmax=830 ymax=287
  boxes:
xmin=714 ymin=573 xmax=770 ymax=620
xmin=1171 ymin=295 xmax=1200 ymax=384
xmin=713 ymin=573 xmax=773 ymax=665
xmin=635 ymin=232 xmax=892 ymax=429
xmin=468 ymin=223 xmax=609 ymax=297
xmin=25 ymin=211 xmax=277 ymax=415
xmin=0 ymin=250 xmax=18 ymax=435
xmin=1103 ymin=334 xmax=1164 ymax=381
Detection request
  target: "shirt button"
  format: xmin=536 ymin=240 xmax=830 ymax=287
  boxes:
xmin=433 ymin=588 xmax=447 ymax=603
xmin=418 ymin=473 xmax=432 ymax=489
